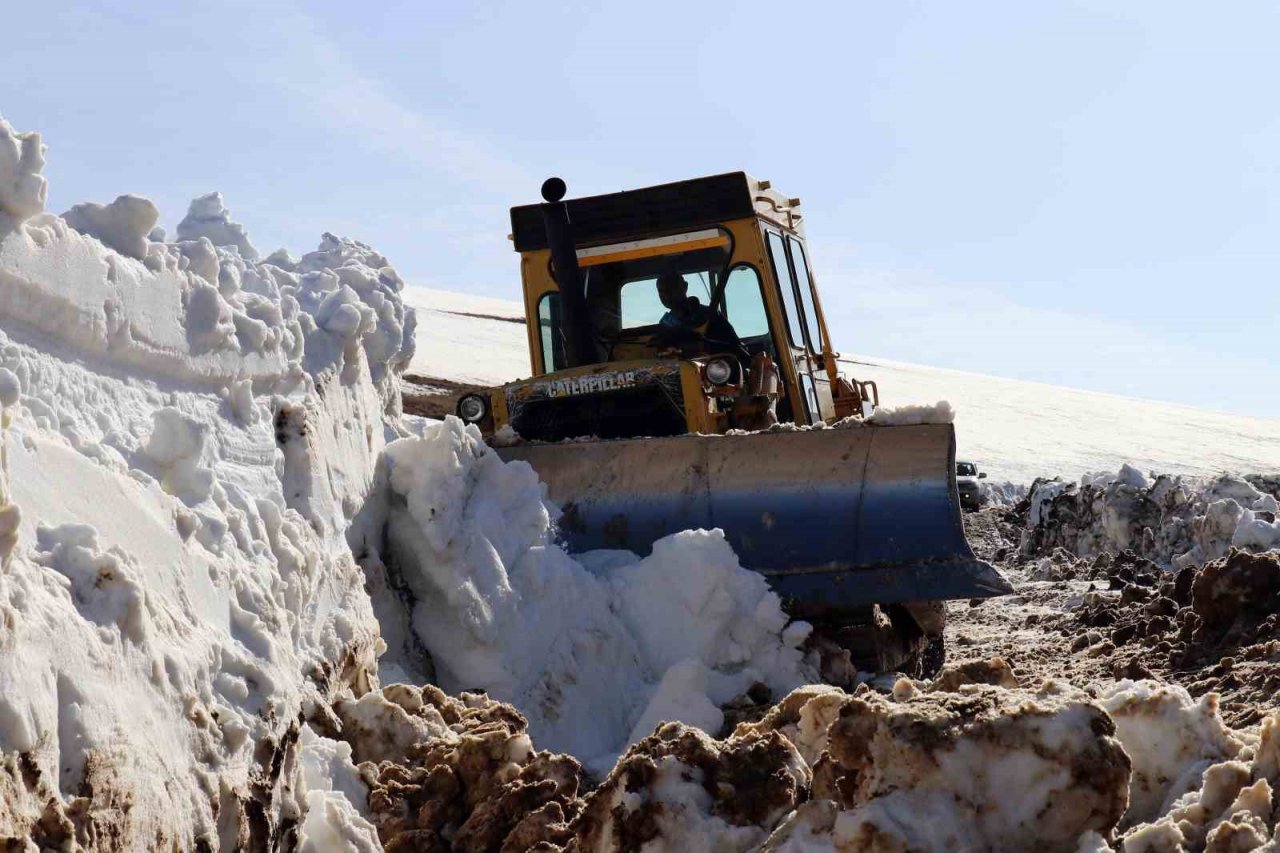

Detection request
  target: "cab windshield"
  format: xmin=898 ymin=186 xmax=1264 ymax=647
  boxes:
xmin=584 ymin=245 xmax=727 ymax=336
xmin=538 ymin=234 xmax=779 ymax=372
xmin=956 ymin=462 xmax=978 ymax=477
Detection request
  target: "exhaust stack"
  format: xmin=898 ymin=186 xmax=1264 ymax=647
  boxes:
xmin=538 ymin=177 xmax=596 ymax=368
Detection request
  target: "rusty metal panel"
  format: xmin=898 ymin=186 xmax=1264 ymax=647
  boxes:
xmin=496 ymin=423 xmax=1012 ymax=616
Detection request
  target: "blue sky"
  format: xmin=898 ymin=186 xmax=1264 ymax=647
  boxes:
xmin=4 ymin=1 xmax=1277 ymax=417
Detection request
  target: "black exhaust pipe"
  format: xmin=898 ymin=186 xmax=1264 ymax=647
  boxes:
xmin=539 ymin=177 xmax=596 ymax=368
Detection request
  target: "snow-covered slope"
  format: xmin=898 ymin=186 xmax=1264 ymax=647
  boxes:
xmin=844 ymin=355 xmax=1280 ymax=484
xmin=402 ymin=285 xmax=529 ymax=386
xmin=400 ymin=289 xmax=1280 ymax=484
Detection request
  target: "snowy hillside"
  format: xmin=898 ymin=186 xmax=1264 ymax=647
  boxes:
xmin=400 ymin=288 xmax=1280 ymax=484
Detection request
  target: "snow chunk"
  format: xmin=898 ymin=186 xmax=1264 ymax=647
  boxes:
xmin=1116 ymin=463 xmax=1150 ymax=490
xmin=33 ymin=523 xmax=149 ymax=643
xmin=1232 ymin=508 xmax=1280 ymax=551
xmin=0 ymin=368 xmax=18 ymax=408
xmin=867 ymin=400 xmax=954 ymax=425
xmin=748 ymin=684 xmax=1132 ymax=851
xmin=142 ymin=407 xmax=215 ymax=504
xmin=1096 ymin=680 xmax=1245 ymax=827
xmin=176 ymin=192 xmax=258 ymax=259
xmin=577 ymin=722 xmax=809 ymax=852
xmin=293 ymin=725 xmax=378 ymax=853
xmin=62 ymin=194 xmax=159 ymax=260
xmin=1028 ymin=478 xmax=1070 ymax=526
xmin=0 ymin=117 xmax=46 ymax=225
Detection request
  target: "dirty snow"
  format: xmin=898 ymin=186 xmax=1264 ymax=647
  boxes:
xmin=1022 ymin=465 xmax=1280 ymax=568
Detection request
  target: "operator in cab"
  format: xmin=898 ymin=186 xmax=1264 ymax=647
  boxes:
xmin=655 ymin=271 xmax=745 ymax=362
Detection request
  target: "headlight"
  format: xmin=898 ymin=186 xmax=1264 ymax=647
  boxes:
xmin=457 ymin=394 xmax=488 ymax=423
xmin=704 ymin=358 xmax=734 ymax=386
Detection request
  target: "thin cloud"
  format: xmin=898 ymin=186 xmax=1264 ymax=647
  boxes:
xmin=252 ymin=6 xmax=532 ymax=196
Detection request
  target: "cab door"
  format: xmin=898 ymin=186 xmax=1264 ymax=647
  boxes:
xmin=763 ymin=229 xmax=826 ymax=424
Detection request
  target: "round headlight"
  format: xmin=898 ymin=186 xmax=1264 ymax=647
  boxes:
xmin=457 ymin=394 xmax=488 ymax=423
xmin=704 ymin=358 xmax=734 ymax=386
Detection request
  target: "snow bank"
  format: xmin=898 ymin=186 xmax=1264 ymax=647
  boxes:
xmin=980 ymin=478 xmax=1028 ymax=507
xmin=351 ymin=416 xmax=815 ymax=771
xmin=0 ymin=116 xmax=415 ymax=846
xmin=0 ymin=134 xmax=414 ymax=393
xmin=1021 ymin=465 xmax=1280 ymax=568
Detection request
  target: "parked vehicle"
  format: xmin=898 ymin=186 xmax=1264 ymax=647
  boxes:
xmin=956 ymin=460 xmax=987 ymax=511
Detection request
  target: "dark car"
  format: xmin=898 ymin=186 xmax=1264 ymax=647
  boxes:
xmin=956 ymin=461 xmax=986 ymax=512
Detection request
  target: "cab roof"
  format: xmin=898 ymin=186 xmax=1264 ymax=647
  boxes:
xmin=509 ymin=172 xmax=762 ymax=253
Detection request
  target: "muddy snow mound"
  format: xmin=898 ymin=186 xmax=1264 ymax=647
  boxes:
xmin=1020 ymin=466 xmax=1280 ymax=568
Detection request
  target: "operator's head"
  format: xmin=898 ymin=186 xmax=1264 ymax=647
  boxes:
xmin=656 ymin=271 xmax=688 ymax=310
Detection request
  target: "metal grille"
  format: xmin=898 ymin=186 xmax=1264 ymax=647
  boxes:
xmin=509 ymin=375 xmax=686 ymax=441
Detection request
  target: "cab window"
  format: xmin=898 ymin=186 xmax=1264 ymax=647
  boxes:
xmin=721 ymin=266 xmax=770 ymax=338
xmin=582 ymin=239 xmax=730 ymax=338
xmin=537 ymin=292 xmax=565 ymax=372
xmin=799 ymin=373 xmax=820 ymax=423
xmin=788 ymin=237 xmax=823 ymax=351
xmin=765 ymin=231 xmax=807 ymax=348
xmin=619 ymin=272 xmax=713 ymax=329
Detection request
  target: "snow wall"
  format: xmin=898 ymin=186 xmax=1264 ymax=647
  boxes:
xmin=0 ymin=116 xmax=410 ymax=847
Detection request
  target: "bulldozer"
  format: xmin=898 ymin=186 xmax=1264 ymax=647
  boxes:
xmin=453 ymin=173 xmax=1011 ymax=675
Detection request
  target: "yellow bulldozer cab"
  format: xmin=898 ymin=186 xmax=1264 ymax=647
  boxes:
xmin=475 ymin=172 xmax=864 ymax=439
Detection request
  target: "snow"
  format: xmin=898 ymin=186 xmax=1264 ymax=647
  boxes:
xmin=350 ymin=416 xmax=815 ymax=772
xmin=1023 ymin=466 xmax=1280 ymax=567
xmin=61 ymin=194 xmax=159 ymax=260
xmin=842 ymin=354 xmax=1280 ymax=484
xmin=4 ymin=112 xmax=1279 ymax=850
xmin=176 ymin=191 xmax=259 ymax=260
xmin=0 ymin=117 xmax=46 ymax=225
xmin=866 ymin=399 xmax=954 ymax=425
xmin=401 ymin=285 xmax=531 ymax=385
